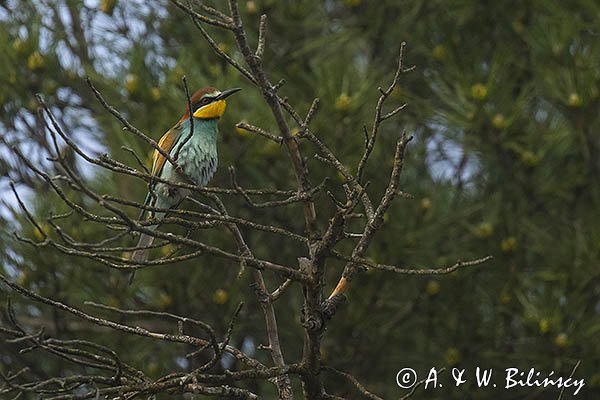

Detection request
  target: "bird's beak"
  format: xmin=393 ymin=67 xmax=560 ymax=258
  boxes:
xmin=215 ymin=87 xmax=241 ymax=101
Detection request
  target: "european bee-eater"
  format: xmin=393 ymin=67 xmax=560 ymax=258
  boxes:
xmin=131 ymin=86 xmax=241 ymax=265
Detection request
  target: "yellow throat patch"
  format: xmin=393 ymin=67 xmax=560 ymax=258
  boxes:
xmin=193 ymin=100 xmax=227 ymax=119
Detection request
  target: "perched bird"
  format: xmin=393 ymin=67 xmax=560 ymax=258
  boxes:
xmin=130 ymin=86 xmax=241 ymax=268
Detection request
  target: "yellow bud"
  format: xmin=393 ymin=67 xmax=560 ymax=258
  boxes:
xmin=512 ymin=20 xmax=525 ymax=34
xmin=33 ymin=223 xmax=50 ymax=241
xmin=390 ymin=85 xmax=402 ymax=100
xmin=554 ymin=332 xmax=568 ymax=347
xmin=147 ymin=362 xmax=159 ymax=375
xmin=217 ymin=42 xmax=230 ymax=53
xmin=125 ymin=74 xmax=139 ymax=94
xmin=290 ymin=127 xmax=300 ymax=136
xmin=470 ymin=83 xmax=488 ymax=100
xmin=426 ymin=280 xmax=440 ymax=296
xmin=17 ymin=272 xmax=28 ymax=286
xmin=474 ymin=222 xmax=493 ymax=239
xmin=500 ymin=236 xmax=517 ymax=252
xmin=172 ymin=66 xmax=185 ymax=82
xmin=107 ymin=296 xmax=120 ymax=307
xmin=213 ymin=288 xmax=228 ymax=304
xmin=208 ymin=64 xmax=220 ymax=77
xmin=343 ymin=0 xmax=362 ymax=7
xmin=157 ymin=291 xmax=173 ymax=309
xmin=334 ymin=93 xmax=352 ymax=111
xmin=320 ymin=347 xmax=328 ymax=361
xmin=261 ymin=139 xmax=280 ymax=156
xmin=245 ymin=1 xmax=257 ymax=14
xmin=100 ymin=0 xmax=117 ymax=15
xmin=520 ymin=150 xmax=538 ymax=167
xmin=538 ymin=319 xmax=550 ymax=334
xmin=420 ymin=197 xmax=432 ymax=211
xmin=12 ymin=38 xmax=27 ymax=55
xmin=28 ymin=98 xmax=39 ymax=111
xmin=337 ymin=171 xmax=347 ymax=183
xmin=444 ymin=347 xmax=460 ymax=366
xmin=491 ymin=113 xmax=507 ymax=129
xmin=27 ymin=51 xmax=45 ymax=71
xmin=432 ymin=44 xmax=448 ymax=61
xmin=43 ymin=79 xmax=58 ymax=95
xmin=160 ymin=243 xmax=176 ymax=256
xmin=588 ymin=372 xmax=600 ymax=388
xmin=552 ymin=44 xmax=563 ymax=56
xmin=567 ymin=92 xmax=582 ymax=108
xmin=383 ymin=212 xmax=389 ymax=224
xmin=150 ymin=87 xmax=161 ymax=102
xmin=499 ymin=292 xmax=511 ymax=304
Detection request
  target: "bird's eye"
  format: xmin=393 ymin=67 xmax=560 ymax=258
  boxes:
xmin=193 ymin=97 xmax=212 ymax=111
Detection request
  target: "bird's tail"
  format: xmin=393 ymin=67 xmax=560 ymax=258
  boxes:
xmin=132 ymin=232 xmax=155 ymax=262
xmin=129 ymin=190 xmax=163 ymax=284
xmin=129 ymin=233 xmax=154 ymax=284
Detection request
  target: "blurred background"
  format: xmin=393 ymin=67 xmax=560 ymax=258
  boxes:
xmin=1 ymin=0 xmax=599 ymax=398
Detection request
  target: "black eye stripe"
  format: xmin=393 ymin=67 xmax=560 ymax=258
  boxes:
xmin=193 ymin=97 xmax=214 ymax=110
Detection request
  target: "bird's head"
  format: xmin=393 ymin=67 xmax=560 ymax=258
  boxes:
xmin=180 ymin=86 xmax=241 ymax=122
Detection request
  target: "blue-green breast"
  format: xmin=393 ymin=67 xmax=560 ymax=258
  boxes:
xmin=177 ymin=118 xmax=219 ymax=187
xmin=152 ymin=118 xmax=219 ymax=212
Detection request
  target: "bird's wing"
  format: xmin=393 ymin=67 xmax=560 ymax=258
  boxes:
xmin=151 ymin=122 xmax=185 ymax=177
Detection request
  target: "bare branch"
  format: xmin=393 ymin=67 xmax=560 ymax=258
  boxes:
xmin=236 ymin=121 xmax=283 ymax=144
xmin=169 ymin=0 xmax=233 ymax=29
xmin=323 ymin=366 xmax=383 ymax=400
xmin=256 ymin=14 xmax=267 ymax=59
xmin=175 ymin=0 xmax=257 ymax=85
xmin=357 ymin=42 xmax=409 ymax=183
xmin=270 ymin=279 xmax=293 ymax=301
xmin=328 ymin=134 xmax=412 ymax=300
xmin=331 ymin=253 xmax=494 ymax=275
xmin=229 ymin=166 xmax=327 ymax=209
xmin=120 ymin=146 xmax=150 ymax=174
xmin=214 ymin=195 xmax=294 ymax=399
xmin=2 ymin=4 xmax=494 ymax=399
xmin=227 ymin=0 xmax=318 ymax=242
xmin=84 ymin=81 xmax=182 ymax=176
xmin=173 ymin=75 xmax=195 ymax=161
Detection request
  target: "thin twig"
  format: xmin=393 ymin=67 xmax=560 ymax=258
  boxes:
xmin=322 ymin=366 xmax=383 ymax=400
xmin=357 ymin=42 xmax=409 ymax=183
xmin=236 ymin=122 xmax=283 ymax=144
xmin=256 ymin=14 xmax=267 ymax=58
xmin=121 ymin=146 xmax=150 ymax=174
xmin=173 ymin=76 xmax=195 ymax=161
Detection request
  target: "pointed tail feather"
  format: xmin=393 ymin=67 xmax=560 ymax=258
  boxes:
xmin=129 ymin=233 xmax=155 ymax=284
xmin=132 ymin=232 xmax=155 ymax=262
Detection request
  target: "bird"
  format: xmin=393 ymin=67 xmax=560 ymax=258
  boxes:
xmin=130 ymin=86 xmax=241 ymax=272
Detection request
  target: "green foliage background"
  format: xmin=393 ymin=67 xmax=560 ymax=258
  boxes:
xmin=1 ymin=0 xmax=599 ymax=398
